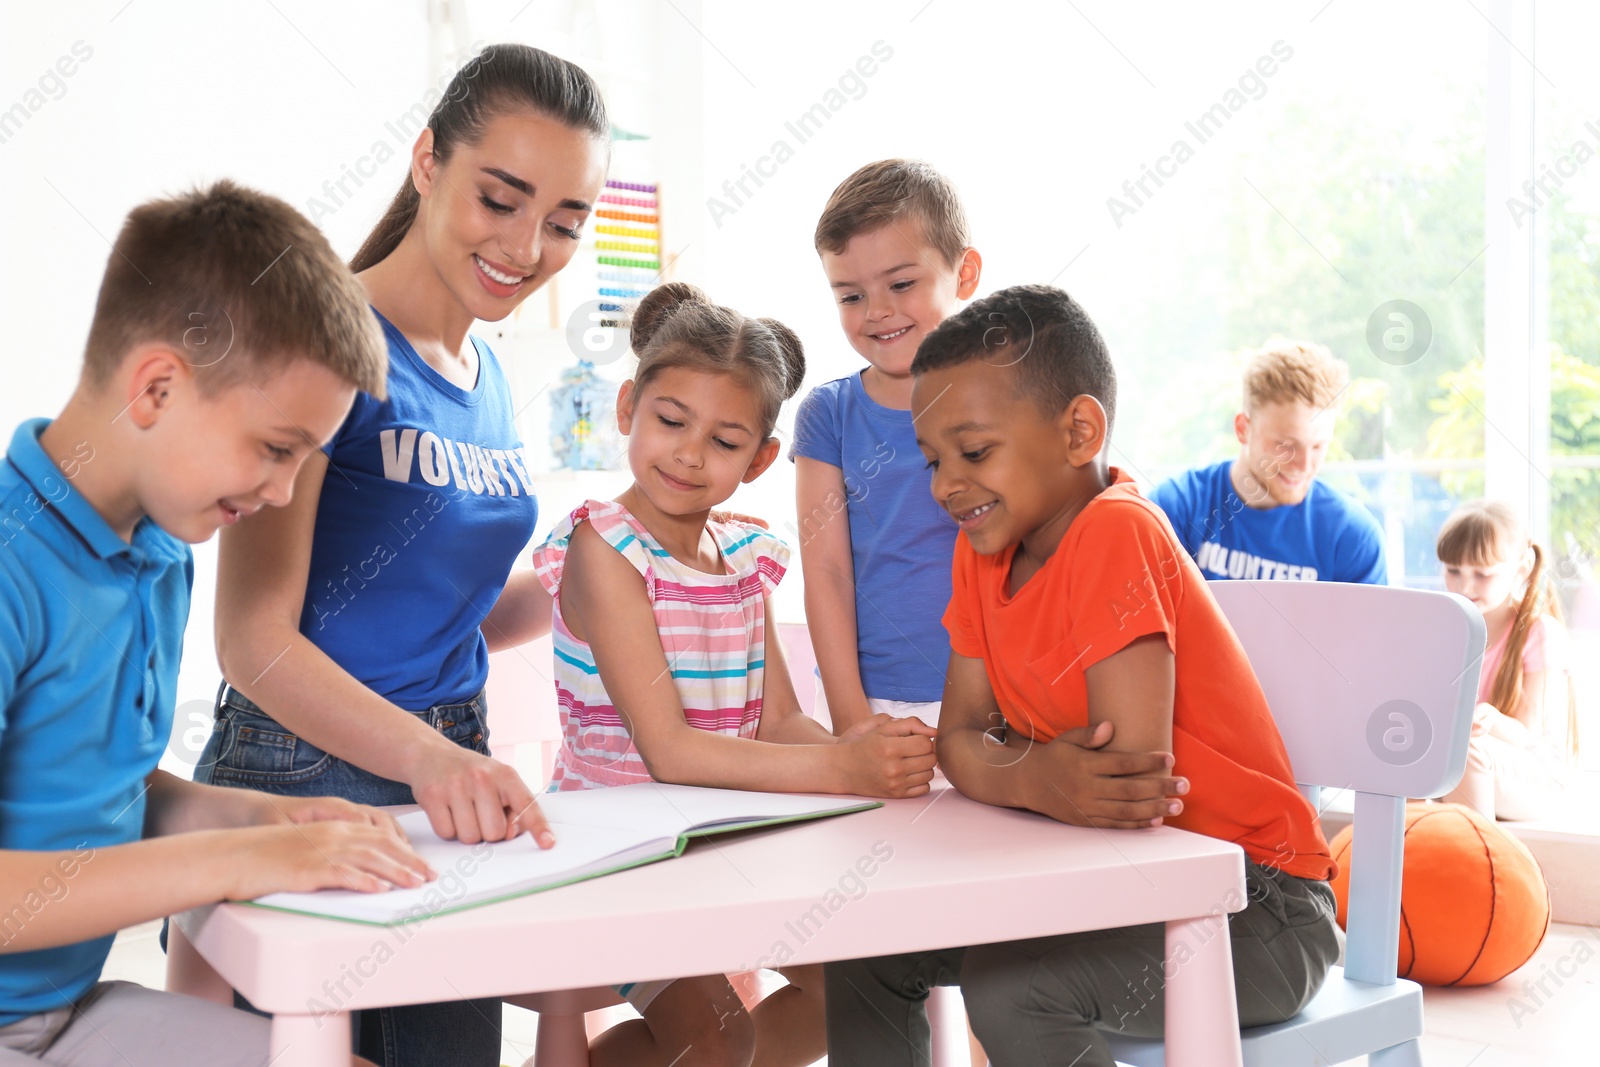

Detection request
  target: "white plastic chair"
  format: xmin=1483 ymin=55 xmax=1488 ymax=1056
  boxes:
xmin=1103 ymin=580 xmax=1484 ymax=1067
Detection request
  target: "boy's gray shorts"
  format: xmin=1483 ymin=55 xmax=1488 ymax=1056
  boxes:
xmin=0 ymin=981 xmax=270 ymax=1066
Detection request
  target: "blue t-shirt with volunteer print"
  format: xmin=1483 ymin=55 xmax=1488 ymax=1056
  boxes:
xmin=0 ymin=419 xmax=191 ymax=1024
xmin=298 ymin=310 xmax=538 ymax=709
xmin=1149 ymin=459 xmax=1387 ymax=585
xmin=790 ymin=371 xmax=957 ymax=702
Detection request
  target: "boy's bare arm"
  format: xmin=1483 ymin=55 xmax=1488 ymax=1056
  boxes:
xmin=934 ymin=651 xmax=1037 ymax=809
xmin=1083 ymin=634 xmax=1175 ymax=756
xmin=142 ymin=770 xmax=405 ymax=839
xmin=794 ymin=458 xmax=873 ymax=733
xmin=937 ymin=650 xmax=1186 ymax=828
xmin=0 ymin=817 xmax=432 ymax=955
xmin=142 ymin=769 xmax=278 ymax=835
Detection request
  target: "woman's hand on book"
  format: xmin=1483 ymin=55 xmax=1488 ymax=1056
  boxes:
xmin=222 ymin=820 xmax=436 ymax=900
xmin=408 ymin=745 xmax=555 ymax=848
xmin=835 ymin=714 xmax=939 ymax=797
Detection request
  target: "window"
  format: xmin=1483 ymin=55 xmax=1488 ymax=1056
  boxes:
xmin=636 ymin=0 xmax=1600 ymax=775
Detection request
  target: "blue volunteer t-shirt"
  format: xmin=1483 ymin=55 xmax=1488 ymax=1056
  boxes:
xmin=299 ymin=311 xmax=538 ymax=709
xmin=0 ymin=419 xmax=190 ymax=1025
xmin=1149 ymin=459 xmax=1386 ymax=584
xmin=790 ymin=371 xmax=957 ymax=702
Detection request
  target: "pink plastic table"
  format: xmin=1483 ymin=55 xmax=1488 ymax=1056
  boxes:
xmin=171 ymin=786 xmax=1246 ymax=1066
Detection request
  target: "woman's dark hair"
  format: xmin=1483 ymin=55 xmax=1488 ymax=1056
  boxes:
xmin=350 ymin=44 xmax=609 ymax=273
xmin=628 ymin=282 xmax=806 ymax=438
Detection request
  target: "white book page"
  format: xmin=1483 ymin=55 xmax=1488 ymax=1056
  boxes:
xmin=252 ymin=812 xmax=669 ymax=924
xmin=537 ymin=782 xmax=875 ymax=837
xmin=250 ymin=785 xmax=874 ymax=924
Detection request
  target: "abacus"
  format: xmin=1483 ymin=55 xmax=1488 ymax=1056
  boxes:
xmin=594 ymin=179 xmax=662 ymax=325
xmin=547 ymin=178 xmax=664 ymax=470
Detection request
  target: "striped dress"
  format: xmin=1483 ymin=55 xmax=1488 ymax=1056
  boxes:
xmin=531 ymin=499 xmax=790 ymax=790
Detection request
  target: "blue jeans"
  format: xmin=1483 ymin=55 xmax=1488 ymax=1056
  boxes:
xmin=189 ymin=682 xmax=503 ymax=1067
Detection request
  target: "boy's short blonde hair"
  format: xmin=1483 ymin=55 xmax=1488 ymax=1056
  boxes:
xmin=84 ymin=180 xmax=388 ymax=398
xmin=1241 ymin=339 xmax=1348 ymax=413
xmin=814 ymin=159 xmax=970 ymax=267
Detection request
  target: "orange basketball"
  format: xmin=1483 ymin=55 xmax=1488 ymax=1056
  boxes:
xmin=1329 ymin=802 xmax=1550 ymax=986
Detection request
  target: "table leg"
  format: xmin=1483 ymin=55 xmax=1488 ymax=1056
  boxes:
xmin=271 ymin=1011 xmax=352 ymax=1067
xmin=1163 ymin=914 xmax=1241 ymax=1067
xmin=165 ymin=922 xmax=234 ymax=1006
xmin=927 ymin=985 xmax=964 ymax=1067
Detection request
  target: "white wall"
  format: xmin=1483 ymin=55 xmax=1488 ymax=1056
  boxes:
xmin=1 ymin=1 xmax=1567 ymax=772
xmin=0 ymin=0 xmax=681 ymax=767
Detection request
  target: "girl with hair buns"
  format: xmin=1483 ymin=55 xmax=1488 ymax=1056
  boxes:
xmin=1437 ymin=499 xmax=1577 ymax=821
xmin=531 ymin=282 xmax=938 ymax=1067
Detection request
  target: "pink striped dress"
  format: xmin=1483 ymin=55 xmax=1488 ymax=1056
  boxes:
xmin=531 ymin=499 xmax=790 ymax=790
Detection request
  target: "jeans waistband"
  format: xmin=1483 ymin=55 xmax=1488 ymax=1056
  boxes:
xmin=218 ymin=681 xmax=485 ymax=730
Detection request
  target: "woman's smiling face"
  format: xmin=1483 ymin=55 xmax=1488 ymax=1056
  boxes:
xmin=415 ymin=108 xmax=608 ymax=322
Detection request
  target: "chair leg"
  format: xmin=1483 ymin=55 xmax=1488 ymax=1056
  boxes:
xmin=532 ymin=1010 xmax=591 ymax=1067
xmin=1370 ymin=1038 xmax=1424 ymax=1067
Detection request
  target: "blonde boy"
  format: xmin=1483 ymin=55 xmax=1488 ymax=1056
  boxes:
xmin=791 ymin=160 xmax=982 ymax=732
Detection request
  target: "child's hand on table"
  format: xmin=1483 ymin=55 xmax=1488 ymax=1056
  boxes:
xmin=1030 ymin=721 xmax=1189 ymax=830
xmin=835 ymin=713 xmax=939 ymax=797
xmin=221 ymin=819 xmax=437 ymax=900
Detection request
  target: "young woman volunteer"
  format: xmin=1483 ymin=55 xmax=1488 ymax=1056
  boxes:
xmin=193 ymin=43 xmax=609 ymax=1066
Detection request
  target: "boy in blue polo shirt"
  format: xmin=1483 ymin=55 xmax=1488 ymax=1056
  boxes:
xmin=0 ymin=182 xmax=435 ymax=1065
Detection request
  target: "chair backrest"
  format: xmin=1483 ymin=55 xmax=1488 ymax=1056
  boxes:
xmin=1208 ymin=580 xmax=1485 ymax=986
xmin=1208 ymin=580 xmax=1483 ymax=799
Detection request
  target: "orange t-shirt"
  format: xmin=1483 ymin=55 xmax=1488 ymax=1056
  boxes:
xmin=943 ymin=469 xmax=1334 ymax=881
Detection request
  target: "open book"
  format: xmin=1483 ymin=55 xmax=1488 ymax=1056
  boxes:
xmin=250 ymin=783 xmax=880 ymax=925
